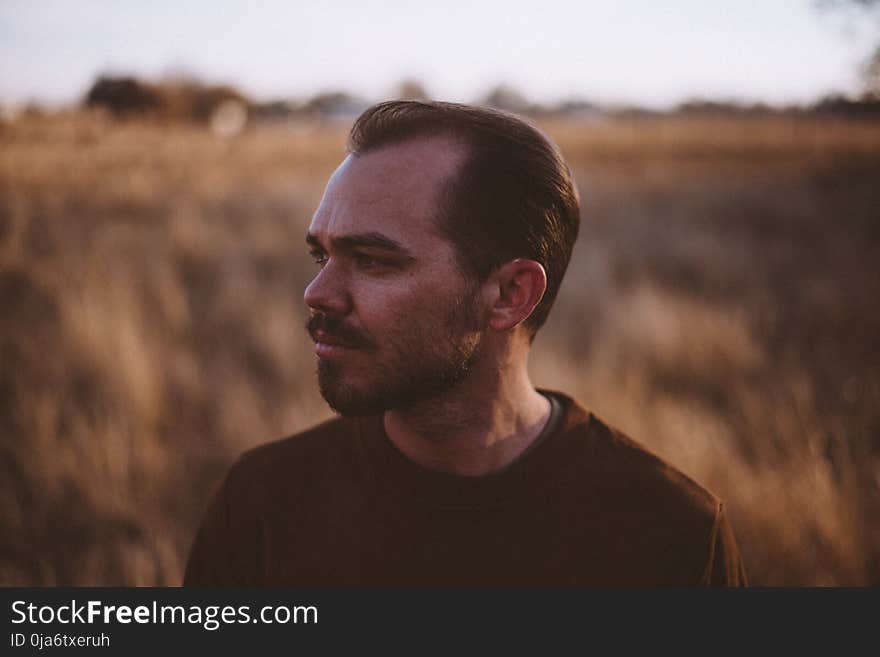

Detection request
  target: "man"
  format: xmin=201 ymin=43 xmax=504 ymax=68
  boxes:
xmin=184 ymin=101 xmax=747 ymax=586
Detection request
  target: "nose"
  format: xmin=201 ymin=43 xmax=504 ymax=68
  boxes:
xmin=303 ymin=260 xmax=351 ymax=317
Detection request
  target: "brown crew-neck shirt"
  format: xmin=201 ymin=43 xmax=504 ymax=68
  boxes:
xmin=184 ymin=390 xmax=747 ymax=586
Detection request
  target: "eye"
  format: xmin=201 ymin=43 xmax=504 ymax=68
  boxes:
xmin=354 ymin=253 xmax=383 ymax=269
xmin=309 ymin=250 xmax=328 ymax=267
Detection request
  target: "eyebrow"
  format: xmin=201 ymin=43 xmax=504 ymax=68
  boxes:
xmin=306 ymin=231 xmax=416 ymax=261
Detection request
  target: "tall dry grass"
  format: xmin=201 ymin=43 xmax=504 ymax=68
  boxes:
xmin=1 ymin=110 xmax=878 ymax=584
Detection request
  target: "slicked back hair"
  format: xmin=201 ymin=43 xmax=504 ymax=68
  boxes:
xmin=347 ymin=100 xmax=580 ymax=340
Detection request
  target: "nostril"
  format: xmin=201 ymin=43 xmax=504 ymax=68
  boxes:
xmin=303 ymin=267 xmax=349 ymax=315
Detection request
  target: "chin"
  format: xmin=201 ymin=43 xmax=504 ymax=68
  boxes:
xmin=320 ymin=389 xmax=389 ymax=417
xmin=315 ymin=337 xmax=481 ymax=416
xmin=318 ymin=367 xmax=387 ymax=416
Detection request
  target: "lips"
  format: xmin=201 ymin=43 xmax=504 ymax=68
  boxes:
xmin=306 ymin=315 xmax=371 ymax=359
xmin=315 ymin=342 xmax=355 ymax=359
xmin=310 ymin=328 xmax=355 ymax=348
xmin=309 ymin=328 xmax=361 ymax=360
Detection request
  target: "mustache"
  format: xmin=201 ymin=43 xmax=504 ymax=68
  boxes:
xmin=306 ymin=314 xmax=374 ymax=350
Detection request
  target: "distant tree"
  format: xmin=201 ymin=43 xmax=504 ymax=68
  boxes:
xmin=818 ymin=0 xmax=880 ymax=96
xmin=84 ymin=75 xmax=250 ymax=123
xmin=863 ymin=45 xmax=880 ymax=96
xmin=481 ymin=84 xmax=532 ymax=113
xmin=85 ymin=77 xmax=163 ymax=116
xmin=392 ymin=79 xmax=430 ymax=101
xmin=303 ymin=91 xmax=369 ymax=120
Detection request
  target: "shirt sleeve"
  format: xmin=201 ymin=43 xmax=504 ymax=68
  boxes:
xmin=183 ymin=465 xmax=263 ymax=586
xmin=700 ymin=502 xmax=748 ymax=587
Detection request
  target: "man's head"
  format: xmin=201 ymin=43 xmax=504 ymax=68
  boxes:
xmin=304 ymin=101 xmax=580 ymax=416
xmin=348 ymin=101 xmax=580 ymax=336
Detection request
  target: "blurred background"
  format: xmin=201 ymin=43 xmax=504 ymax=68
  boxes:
xmin=1 ymin=0 xmax=879 ymax=585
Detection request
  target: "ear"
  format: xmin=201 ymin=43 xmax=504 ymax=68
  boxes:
xmin=486 ymin=259 xmax=547 ymax=333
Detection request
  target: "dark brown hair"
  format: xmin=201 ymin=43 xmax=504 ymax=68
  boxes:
xmin=347 ymin=100 xmax=580 ymax=338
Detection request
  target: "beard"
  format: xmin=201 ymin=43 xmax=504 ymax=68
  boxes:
xmin=309 ymin=289 xmax=483 ymax=417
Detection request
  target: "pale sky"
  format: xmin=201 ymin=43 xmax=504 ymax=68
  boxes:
xmin=1 ymin=0 xmax=878 ymax=108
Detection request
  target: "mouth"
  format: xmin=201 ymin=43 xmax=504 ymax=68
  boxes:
xmin=311 ymin=329 xmax=360 ymax=359
xmin=314 ymin=341 xmax=359 ymax=359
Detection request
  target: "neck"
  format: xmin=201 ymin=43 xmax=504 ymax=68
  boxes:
xmin=382 ymin=344 xmax=551 ymax=476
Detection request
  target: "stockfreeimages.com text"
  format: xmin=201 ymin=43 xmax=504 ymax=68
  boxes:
xmin=11 ymin=600 xmax=317 ymax=631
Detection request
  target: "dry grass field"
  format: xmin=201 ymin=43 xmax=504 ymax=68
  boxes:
xmin=1 ymin=109 xmax=879 ymax=585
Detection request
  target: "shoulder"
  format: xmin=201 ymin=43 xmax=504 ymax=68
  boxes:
xmin=547 ymin=390 xmax=721 ymax=537
xmin=587 ymin=414 xmax=720 ymax=521
xmin=548 ymin=392 xmax=741 ymax=583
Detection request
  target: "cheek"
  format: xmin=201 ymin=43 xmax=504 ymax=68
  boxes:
xmin=354 ymin=278 xmax=451 ymax=334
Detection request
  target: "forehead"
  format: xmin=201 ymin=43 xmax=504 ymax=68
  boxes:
xmin=310 ymin=135 xmax=467 ymax=247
